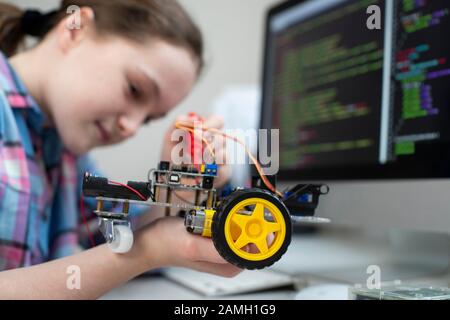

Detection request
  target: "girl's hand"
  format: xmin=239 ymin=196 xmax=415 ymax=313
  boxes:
xmin=137 ymin=216 xmax=242 ymax=277
xmin=0 ymin=216 xmax=242 ymax=300
xmin=161 ymin=114 xmax=231 ymax=189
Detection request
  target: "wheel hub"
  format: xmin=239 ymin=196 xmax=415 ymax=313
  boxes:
xmin=246 ymin=220 xmax=263 ymax=237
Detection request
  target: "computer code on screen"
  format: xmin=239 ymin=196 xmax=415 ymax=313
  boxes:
xmin=272 ymin=0 xmax=384 ymax=169
xmin=390 ymin=0 xmax=450 ymax=160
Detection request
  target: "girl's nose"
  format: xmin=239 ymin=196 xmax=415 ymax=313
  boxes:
xmin=117 ymin=115 xmax=140 ymax=138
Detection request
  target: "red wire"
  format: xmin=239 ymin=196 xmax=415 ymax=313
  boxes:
xmin=108 ymin=180 xmax=146 ymax=201
xmin=79 ymin=195 xmax=96 ymax=248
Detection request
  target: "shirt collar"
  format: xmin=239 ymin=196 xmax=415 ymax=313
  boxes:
xmin=1 ymin=51 xmax=48 ymax=135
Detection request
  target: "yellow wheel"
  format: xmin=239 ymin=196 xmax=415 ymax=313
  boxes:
xmin=212 ymin=189 xmax=292 ymax=269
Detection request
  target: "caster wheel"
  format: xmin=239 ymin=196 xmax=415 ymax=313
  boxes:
xmin=212 ymin=188 xmax=292 ymax=269
xmin=107 ymin=225 xmax=134 ymax=253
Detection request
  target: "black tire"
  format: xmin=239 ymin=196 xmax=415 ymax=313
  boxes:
xmin=212 ymin=188 xmax=292 ymax=269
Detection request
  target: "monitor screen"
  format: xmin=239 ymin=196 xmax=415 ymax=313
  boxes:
xmin=262 ymin=0 xmax=450 ymax=180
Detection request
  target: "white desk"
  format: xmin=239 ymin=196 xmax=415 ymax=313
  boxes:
xmin=100 ymin=229 xmax=450 ymax=300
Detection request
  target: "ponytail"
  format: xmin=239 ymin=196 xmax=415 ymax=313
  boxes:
xmin=0 ymin=3 xmax=25 ymax=57
xmin=0 ymin=1 xmax=203 ymax=72
xmin=0 ymin=4 xmax=60 ymax=57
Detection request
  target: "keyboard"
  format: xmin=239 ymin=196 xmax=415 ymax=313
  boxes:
xmin=163 ymin=267 xmax=298 ymax=297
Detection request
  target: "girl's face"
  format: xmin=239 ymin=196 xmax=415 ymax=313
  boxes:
xmin=46 ymin=33 xmax=199 ymax=155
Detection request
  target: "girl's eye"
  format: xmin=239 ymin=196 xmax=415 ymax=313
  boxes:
xmin=143 ymin=115 xmax=152 ymax=125
xmin=129 ymin=83 xmax=141 ymax=99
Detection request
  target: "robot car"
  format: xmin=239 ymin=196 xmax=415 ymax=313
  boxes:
xmin=82 ymin=161 xmax=329 ymax=269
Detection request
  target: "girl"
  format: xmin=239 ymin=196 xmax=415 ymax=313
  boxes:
xmin=0 ymin=0 xmax=240 ymax=299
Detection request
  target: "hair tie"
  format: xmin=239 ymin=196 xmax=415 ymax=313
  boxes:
xmin=21 ymin=9 xmax=58 ymax=37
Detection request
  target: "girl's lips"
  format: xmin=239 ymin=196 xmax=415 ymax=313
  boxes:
xmin=95 ymin=121 xmax=111 ymax=143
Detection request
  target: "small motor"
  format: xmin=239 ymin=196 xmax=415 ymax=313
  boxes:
xmin=184 ymin=209 xmax=215 ymax=238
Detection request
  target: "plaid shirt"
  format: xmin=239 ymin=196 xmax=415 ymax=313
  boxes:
xmin=0 ymin=52 xmax=135 ymax=270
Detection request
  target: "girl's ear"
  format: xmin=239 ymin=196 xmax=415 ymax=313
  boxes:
xmin=56 ymin=6 xmax=96 ymax=54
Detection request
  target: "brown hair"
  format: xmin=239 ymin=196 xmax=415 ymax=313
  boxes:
xmin=0 ymin=0 xmax=203 ymax=70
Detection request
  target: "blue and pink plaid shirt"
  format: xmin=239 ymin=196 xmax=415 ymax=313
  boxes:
xmin=0 ymin=52 xmax=107 ymax=270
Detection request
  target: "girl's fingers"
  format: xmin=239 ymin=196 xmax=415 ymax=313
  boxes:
xmin=189 ymin=234 xmax=230 ymax=264
xmin=175 ymin=114 xmax=190 ymax=122
xmin=203 ymin=115 xmax=224 ymax=130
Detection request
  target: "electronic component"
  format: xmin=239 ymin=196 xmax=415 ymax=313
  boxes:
xmin=168 ymin=173 xmax=181 ymax=185
xmin=184 ymin=209 xmax=214 ymax=237
xmin=283 ymin=184 xmax=329 ymax=217
xmin=158 ymin=161 xmax=170 ymax=171
xmin=82 ymin=173 xmax=151 ymax=201
xmin=202 ymin=176 xmax=214 ymax=189
xmin=172 ymin=165 xmax=198 ymax=173
xmin=349 ymin=285 xmax=450 ymax=300
xmin=200 ymin=164 xmax=218 ymax=176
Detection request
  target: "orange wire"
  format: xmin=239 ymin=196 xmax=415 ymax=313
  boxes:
xmin=175 ymin=121 xmax=283 ymax=197
xmin=175 ymin=123 xmax=216 ymax=160
xmin=209 ymin=128 xmax=283 ymax=197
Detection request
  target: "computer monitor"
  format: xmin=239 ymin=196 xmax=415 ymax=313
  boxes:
xmin=261 ymin=0 xmax=450 ymax=233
